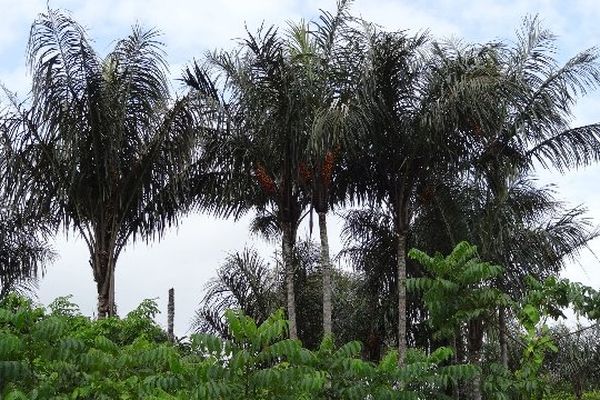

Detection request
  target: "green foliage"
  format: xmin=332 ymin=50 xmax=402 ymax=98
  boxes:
xmin=408 ymin=242 xmax=600 ymax=399
xmin=544 ymin=323 xmax=600 ymax=397
xmin=509 ymin=278 xmax=600 ymax=399
xmin=545 ymin=391 xmax=600 ymax=400
xmin=0 ymin=295 xmax=477 ymax=399
xmin=407 ymin=241 xmax=508 ymax=339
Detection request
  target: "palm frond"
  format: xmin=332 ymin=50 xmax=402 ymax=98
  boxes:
xmin=191 ymin=248 xmax=278 ymax=336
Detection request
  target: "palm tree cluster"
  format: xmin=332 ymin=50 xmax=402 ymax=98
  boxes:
xmin=1 ymin=3 xmax=600 ymax=396
xmin=189 ymin=6 xmax=600 ymax=364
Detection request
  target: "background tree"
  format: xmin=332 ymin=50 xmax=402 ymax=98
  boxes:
xmin=0 ymin=98 xmax=54 ymax=300
xmin=191 ymin=248 xmax=279 ymax=337
xmin=192 ymin=240 xmax=369 ymax=349
xmin=0 ymin=208 xmax=53 ymax=300
xmin=546 ymin=323 xmax=600 ymax=398
xmin=344 ymin=30 xmax=501 ymax=364
xmin=408 ymin=242 xmax=509 ymax=400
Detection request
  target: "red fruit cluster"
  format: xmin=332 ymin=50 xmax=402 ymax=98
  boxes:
xmin=321 ymin=151 xmax=335 ymax=186
xmin=255 ymin=163 xmax=277 ymax=195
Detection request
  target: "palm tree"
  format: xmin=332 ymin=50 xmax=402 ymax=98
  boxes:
xmin=2 ymin=9 xmax=203 ymax=317
xmin=185 ymin=13 xmax=364 ymax=339
xmin=452 ymin=17 xmax=600 ymax=370
xmin=347 ymin=29 xmax=500 ymax=364
xmin=184 ymin=25 xmax=312 ymax=338
xmin=192 ymin=248 xmax=279 ymax=337
xmin=184 ymin=2 xmax=368 ymax=339
xmin=0 ymin=113 xmax=54 ymax=300
xmin=286 ymin=0 xmax=363 ymax=337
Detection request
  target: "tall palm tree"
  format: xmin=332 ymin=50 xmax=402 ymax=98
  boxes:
xmin=402 ymin=19 xmax=600 ymax=396
xmin=2 ymin=9 xmax=203 ymax=317
xmin=347 ymin=30 xmax=499 ymax=364
xmin=453 ymin=17 xmax=600 ymax=371
xmin=286 ymin=0 xmax=363 ymax=337
xmin=184 ymin=26 xmax=311 ymax=339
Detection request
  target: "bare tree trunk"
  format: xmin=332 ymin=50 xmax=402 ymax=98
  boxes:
xmin=499 ymin=306 xmax=509 ymax=369
xmin=319 ymin=212 xmax=333 ymax=337
xmin=282 ymin=221 xmax=297 ymax=339
xmin=93 ymin=246 xmax=117 ymax=319
xmin=168 ymin=288 xmax=175 ymax=342
xmin=397 ymin=231 xmax=407 ymax=366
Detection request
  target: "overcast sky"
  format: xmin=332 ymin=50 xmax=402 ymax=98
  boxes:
xmin=1 ymin=0 xmax=600 ymax=336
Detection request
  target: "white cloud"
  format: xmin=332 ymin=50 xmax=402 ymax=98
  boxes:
xmin=352 ymin=0 xmax=462 ymax=37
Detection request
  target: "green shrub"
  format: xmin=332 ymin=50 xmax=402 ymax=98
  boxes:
xmin=0 ymin=295 xmax=477 ymax=399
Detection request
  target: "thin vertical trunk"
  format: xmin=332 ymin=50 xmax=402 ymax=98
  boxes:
xmin=282 ymin=221 xmax=298 ymax=339
xmin=319 ymin=212 xmax=333 ymax=337
xmin=469 ymin=354 xmax=482 ymax=400
xmin=453 ymin=335 xmax=462 ymax=399
xmin=499 ymin=306 xmax=508 ymax=369
xmin=469 ymin=355 xmax=482 ymax=400
xmin=168 ymin=288 xmax=175 ymax=342
xmin=108 ymin=264 xmax=115 ymax=315
xmin=468 ymin=318 xmax=484 ymax=400
xmin=397 ymin=230 xmax=407 ymax=366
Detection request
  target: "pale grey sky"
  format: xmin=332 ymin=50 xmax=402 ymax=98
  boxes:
xmin=1 ymin=0 xmax=599 ymax=335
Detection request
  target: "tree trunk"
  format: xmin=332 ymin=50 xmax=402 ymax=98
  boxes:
xmin=93 ymin=254 xmax=108 ymax=318
xmin=109 ymin=263 xmax=116 ymax=315
xmin=168 ymin=288 xmax=175 ymax=342
xmin=93 ymin=248 xmax=116 ymax=318
xmin=499 ymin=306 xmax=509 ymax=369
xmin=319 ymin=212 xmax=333 ymax=337
xmin=282 ymin=221 xmax=298 ymax=340
xmin=468 ymin=318 xmax=484 ymax=400
xmin=453 ymin=334 xmax=462 ymax=399
xmin=396 ymin=230 xmax=407 ymax=366
xmin=469 ymin=353 xmax=482 ymax=400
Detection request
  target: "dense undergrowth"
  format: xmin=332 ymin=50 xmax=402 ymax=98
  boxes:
xmin=2 ymin=242 xmax=600 ymax=399
xmin=0 ymin=294 xmax=476 ymax=399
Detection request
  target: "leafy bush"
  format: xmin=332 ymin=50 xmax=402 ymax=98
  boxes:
xmin=0 ymin=294 xmax=476 ymax=399
xmin=545 ymin=390 xmax=600 ymax=400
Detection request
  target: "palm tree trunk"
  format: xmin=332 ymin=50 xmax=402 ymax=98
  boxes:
xmin=282 ymin=221 xmax=298 ymax=339
xmin=93 ymin=247 xmax=117 ymax=318
xmin=319 ymin=212 xmax=333 ymax=337
xmin=499 ymin=306 xmax=509 ymax=369
xmin=468 ymin=318 xmax=484 ymax=400
xmin=94 ymin=254 xmax=111 ymax=318
xmin=453 ymin=333 xmax=462 ymax=399
xmin=108 ymin=263 xmax=115 ymax=315
xmin=396 ymin=230 xmax=407 ymax=366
